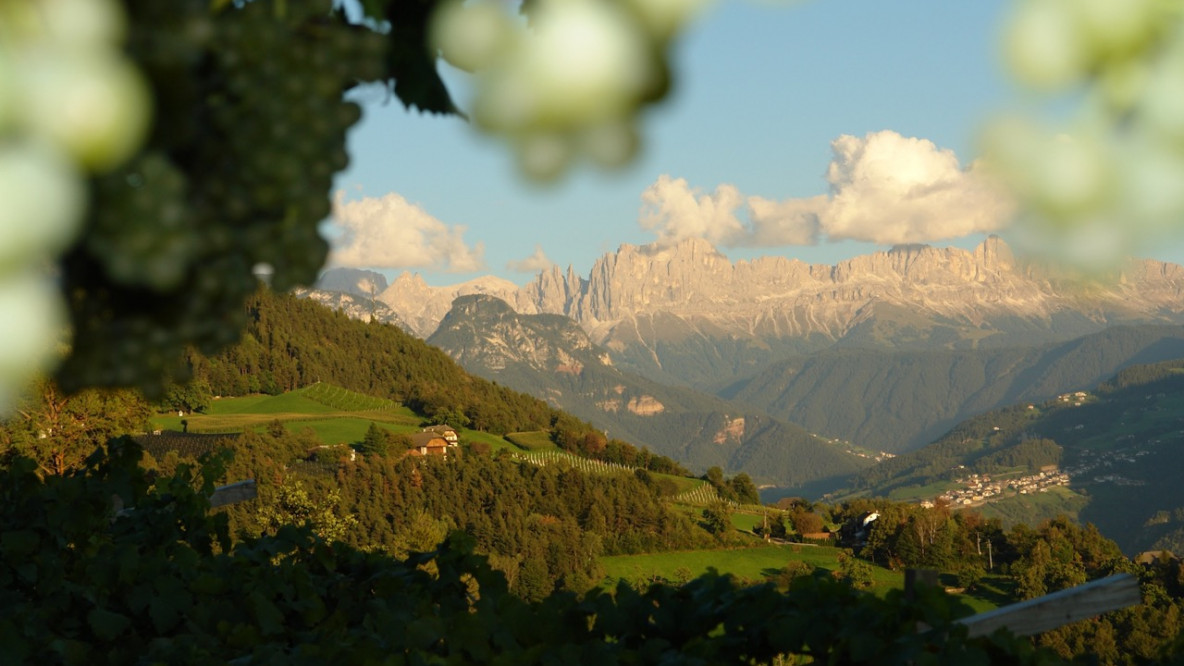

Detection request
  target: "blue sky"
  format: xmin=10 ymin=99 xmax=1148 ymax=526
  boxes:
xmin=328 ymin=0 xmax=1055 ymax=286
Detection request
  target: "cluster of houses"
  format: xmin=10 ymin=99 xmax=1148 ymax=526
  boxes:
xmin=851 ymin=449 xmax=896 ymax=463
xmin=820 ymin=436 xmax=895 ymax=463
xmin=933 ymin=467 xmax=1071 ymax=507
xmin=1055 ymin=390 xmax=1091 ymax=407
xmin=928 ymin=431 xmax=1170 ymax=508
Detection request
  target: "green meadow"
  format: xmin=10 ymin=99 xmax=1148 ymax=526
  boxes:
xmin=600 ymin=542 xmax=1007 ymax=613
xmin=150 ymin=384 xmax=504 ymax=449
xmin=505 ymin=431 xmax=558 ymax=451
xmin=601 ymin=543 xmax=902 ymax=590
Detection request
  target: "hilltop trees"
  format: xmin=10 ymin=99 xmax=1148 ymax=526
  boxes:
xmin=0 ymin=379 xmax=150 ymax=475
xmin=700 ymin=466 xmax=759 ymax=504
xmin=355 ymin=422 xmax=410 ymax=457
xmin=161 ymin=377 xmax=211 ymax=415
xmin=0 ymin=0 xmax=702 ymax=412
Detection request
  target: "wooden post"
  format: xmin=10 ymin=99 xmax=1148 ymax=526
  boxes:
xmin=956 ymin=573 xmax=1141 ymax=638
xmin=904 ymin=568 xmax=940 ymax=601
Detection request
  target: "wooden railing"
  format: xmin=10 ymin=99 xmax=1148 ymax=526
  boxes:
xmin=208 ymin=479 xmax=257 ymax=508
xmin=906 ymin=569 xmax=1142 ymax=638
xmin=113 ymin=479 xmax=257 ymax=517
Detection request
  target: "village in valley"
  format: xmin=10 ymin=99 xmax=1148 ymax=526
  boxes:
xmin=930 ymin=467 xmax=1072 ymax=508
xmin=922 ymin=390 xmax=1172 ymax=509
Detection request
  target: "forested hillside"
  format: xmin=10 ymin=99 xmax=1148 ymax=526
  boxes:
xmin=427 ymin=294 xmax=870 ymax=488
xmin=196 ymin=425 xmax=716 ymax=600
xmin=724 ymin=325 xmax=1184 ymax=453
xmin=844 ymin=357 xmax=1184 ymax=554
xmin=187 ymin=289 xmax=553 ymax=435
xmin=6 ymin=323 xmax=1184 ymax=662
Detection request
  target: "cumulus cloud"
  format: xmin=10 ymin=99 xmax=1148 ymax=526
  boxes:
xmin=746 ymin=194 xmax=826 ymax=246
xmin=819 ymin=131 xmax=1013 ymax=245
xmin=639 ymin=175 xmax=747 ymax=247
xmin=328 ymin=191 xmax=485 ymax=273
xmin=507 ymin=245 xmax=556 ymax=273
xmin=638 ymin=131 xmax=1014 ymax=248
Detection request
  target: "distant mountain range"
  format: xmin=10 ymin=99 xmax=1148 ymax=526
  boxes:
xmin=309 ymin=238 xmax=1184 ymax=489
xmin=326 ymin=236 xmax=1184 ymax=389
xmin=293 ymin=287 xmax=408 ymax=330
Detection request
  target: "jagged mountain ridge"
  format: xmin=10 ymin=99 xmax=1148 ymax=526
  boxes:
xmin=314 ymin=268 xmax=388 ymax=297
xmin=374 ymin=237 xmax=1184 ymax=388
xmin=293 ymin=287 xmax=408 ymax=330
xmin=427 ymin=294 xmax=874 ymax=489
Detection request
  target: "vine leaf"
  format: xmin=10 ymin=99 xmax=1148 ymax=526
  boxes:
xmin=381 ymin=0 xmax=458 ymax=115
xmin=87 ymin=608 xmax=132 ymax=642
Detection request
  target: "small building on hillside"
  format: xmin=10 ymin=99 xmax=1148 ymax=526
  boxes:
xmin=409 ymin=432 xmax=450 ymax=457
xmin=421 ymin=425 xmax=459 ymax=445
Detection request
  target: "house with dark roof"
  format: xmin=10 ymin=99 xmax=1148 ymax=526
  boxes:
xmin=409 ymin=432 xmax=450 ymax=457
xmin=421 ymin=425 xmax=459 ymax=444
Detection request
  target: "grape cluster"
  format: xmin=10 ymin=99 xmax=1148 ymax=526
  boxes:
xmin=0 ymin=0 xmax=150 ymax=413
xmin=55 ymin=0 xmax=387 ymax=395
xmin=986 ymin=0 xmax=1184 ymax=267
xmin=430 ymin=0 xmax=705 ymax=181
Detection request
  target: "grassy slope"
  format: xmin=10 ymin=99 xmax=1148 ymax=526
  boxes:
xmin=974 ymin=485 xmax=1089 ymax=527
xmin=150 ymin=384 xmax=511 ymax=449
xmin=505 ymin=431 xmax=558 ymax=451
xmin=601 ymin=542 xmax=1008 ymax=613
xmin=601 ymin=544 xmax=902 ymax=592
xmin=162 ymin=384 xmax=1010 ymax=614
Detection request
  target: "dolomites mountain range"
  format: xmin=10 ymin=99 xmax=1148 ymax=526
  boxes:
xmin=335 ymin=237 xmax=1184 ymax=389
xmin=308 ymin=238 xmax=1184 ymax=486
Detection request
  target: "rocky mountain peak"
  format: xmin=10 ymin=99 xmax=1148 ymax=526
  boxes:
xmin=372 ymin=237 xmax=1184 ymax=387
xmin=429 ymin=294 xmax=600 ymax=376
xmin=314 ymin=267 xmax=389 ymax=297
xmin=448 ymin=293 xmax=516 ymax=318
xmin=974 ymin=234 xmax=1015 ymax=271
xmin=376 ymin=273 xmax=524 ymax=336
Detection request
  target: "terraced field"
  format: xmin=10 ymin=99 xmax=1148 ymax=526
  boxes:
xmin=151 ymin=384 xmax=423 ymax=440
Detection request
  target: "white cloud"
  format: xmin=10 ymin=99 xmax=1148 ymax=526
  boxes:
xmin=819 ymin=130 xmax=1013 ymax=245
xmin=638 ymin=175 xmax=747 ymax=247
xmin=328 ymin=191 xmax=485 ymax=273
xmin=639 ymin=131 xmax=1014 ymax=248
xmin=507 ymin=245 xmax=556 ymax=273
xmin=746 ymin=194 xmax=826 ymax=246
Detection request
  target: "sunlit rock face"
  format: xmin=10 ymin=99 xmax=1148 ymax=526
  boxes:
xmin=370 ymin=236 xmax=1184 ymax=387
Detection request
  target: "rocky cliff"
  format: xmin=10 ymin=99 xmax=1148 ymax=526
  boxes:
xmin=426 ymin=294 xmax=872 ymax=488
xmin=293 ymin=288 xmax=407 ymax=330
xmin=378 ymin=237 xmax=1184 ymax=388
xmin=313 ymin=268 xmax=389 ymax=298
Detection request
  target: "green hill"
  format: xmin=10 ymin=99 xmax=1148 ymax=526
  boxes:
xmin=723 ymin=325 xmax=1184 ymax=453
xmin=843 ymin=357 xmax=1184 ymax=554
xmin=176 ymin=289 xmax=689 ymax=477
